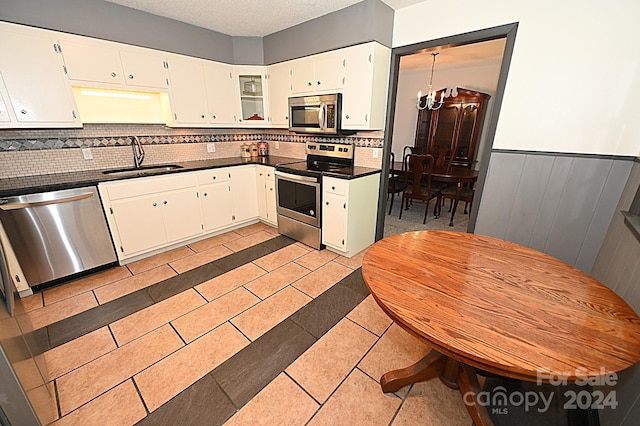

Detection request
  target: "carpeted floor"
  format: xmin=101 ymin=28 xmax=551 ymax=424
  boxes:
xmin=382 ymin=196 xmax=469 ymax=238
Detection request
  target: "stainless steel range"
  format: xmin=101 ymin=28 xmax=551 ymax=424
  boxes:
xmin=275 ymin=141 xmax=354 ymax=249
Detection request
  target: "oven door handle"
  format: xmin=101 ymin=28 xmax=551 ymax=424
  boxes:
xmin=275 ymin=170 xmax=319 ymax=184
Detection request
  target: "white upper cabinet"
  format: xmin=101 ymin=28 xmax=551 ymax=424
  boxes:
xmin=234 ymin=66 xmax=269 ymax=126
xmin=341 ymin=42 xmax=390 ymax=131
xmin=267 ymin=62 xmax=290 ymax=127
xmin=290 ymin=51 xmax=345 ymax=95
xmin=119 ymin=48 xmax=169 ymax=89
xmin=58 ymin=38 xmax=125 ymax=85
xmin=166 ymin=54 xmax=208 ymax=126
xmin=0 ymin=25 xmax=80 ymax=128
xmin=59 ymin=38 xmax=168 ymax=90
xmin=203 ymin=61 xmax=237 ymax=126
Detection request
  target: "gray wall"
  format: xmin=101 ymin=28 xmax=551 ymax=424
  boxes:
xmin=0 ymin=0 xmax=394 ymax=66
xmin=474 ymin=151 xmax=634 ymax=273
xmin=263 ymin=0 xmax=394 ymax=64
xmin=590 ymin=160 xmax=640 ymax=426
xmin=232 ymin=37 xmax=265 ymax=65
xmin=0 ymin=0 xmax=234 ymax=62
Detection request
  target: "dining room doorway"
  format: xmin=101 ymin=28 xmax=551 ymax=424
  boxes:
xmin=375 ymin=22 xmax=518 ymax=240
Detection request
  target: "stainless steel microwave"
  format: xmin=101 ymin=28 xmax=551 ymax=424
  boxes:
xmin=288 ymin=93 xmax=342 ymax=134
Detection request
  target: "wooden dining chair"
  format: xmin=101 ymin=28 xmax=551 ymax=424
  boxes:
xmin=399 ymin=154 xmax=441 ymax=224
xmin=387 ymin=151 xmax=403 ymax=215
xmin=438 ymin=185 xmax=475 ymax=226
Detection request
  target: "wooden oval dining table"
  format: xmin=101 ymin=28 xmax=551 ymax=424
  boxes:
xmin=361 ymin=231 xmax=640 ymax=426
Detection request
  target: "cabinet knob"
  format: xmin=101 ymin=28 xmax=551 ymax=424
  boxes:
xmin=204 ymin=193 xmax=208 ymax=197
xmin=317 ymin=81 xmax=321 ymax=85
xmin=201 ymin=115 xmax=205 ymax=118
xmin=345 ymin=115 xmax=350 ymax=119
xmin=128 ymin=74 xmax=134 ymax=79
xmin=20 ymin=109 xmax=27 ymax=115
xmin=270 ymin=188 xmax=273 ymax=191
xmin=332 ymin=186 xmax=335 ymax=190
xmin=153 ymin=202 xmax=157 ymax=207
xmin=307 ymin=82 xmax=312 ymax=86
xmin=163 ymin=200 xmax=168 ymax=205
xmin=326 ymin=201 xmax=329 ymax=205
xmin=213 ymin=176 xmax=216 ymax=180
xmin=111 ymin=72 xmax=117 ymax=78
xmin=212 ymin=115 xmax=216 ymax=119
xmin=15 ymin=274 xmax=20 ymax=283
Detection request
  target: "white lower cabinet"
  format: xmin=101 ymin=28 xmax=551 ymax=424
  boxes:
xmin=229 ymin=165 xmax=259 ymax=223
xmin=100 ymin=165 xmax=269 ymax=263
xmin=256 ymin=165 xmax=277 ymax=226
xmin=198 ymin=168 xmax=233 ymax=232
xmin=322 ymin=173 xmax=380 ymax=257
xmin=100 ymin=174 xmax=202 ymax=259
xmin=109 ymin=194 xmax=167 ymax=255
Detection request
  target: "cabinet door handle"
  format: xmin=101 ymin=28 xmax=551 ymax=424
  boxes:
xmin=111 ymin=72 xmax=117 ymax=78
xmin=128 ymin=74 xmax=134 ymax=79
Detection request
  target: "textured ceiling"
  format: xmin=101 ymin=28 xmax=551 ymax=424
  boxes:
xmin=400 ymin=39 xmax=507 ymax=71
xmin=105 ymin=0 xmax=424 ymax=37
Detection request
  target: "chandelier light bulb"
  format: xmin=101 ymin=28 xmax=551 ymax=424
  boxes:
xmin=417 ymin=52 xmax=445 ymax=111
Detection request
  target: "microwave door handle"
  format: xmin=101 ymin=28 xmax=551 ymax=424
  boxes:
xmin=318 ymin=103 xmax=326 ymax=130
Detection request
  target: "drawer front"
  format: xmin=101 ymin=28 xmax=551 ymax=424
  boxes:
xmin=257 ymin=166 xmax=275 ymax=181
xmin=104 ymin=173 xmax=198 ymax=200
xmin=197 ymin=168 xmax=231 ymax=185
xmin=323 ymin=177 xmax=347 ymax=196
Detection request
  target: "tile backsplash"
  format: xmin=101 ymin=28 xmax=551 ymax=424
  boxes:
xmin=0 ymin=124 xmax=384 ymax=178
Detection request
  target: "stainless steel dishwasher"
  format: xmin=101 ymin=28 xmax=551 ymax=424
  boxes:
xmin=0 ymin=186 xmax=117 ymax=289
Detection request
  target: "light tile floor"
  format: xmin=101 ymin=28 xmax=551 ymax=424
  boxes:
xmin=16 ymin=222 xmax=472 ymax=425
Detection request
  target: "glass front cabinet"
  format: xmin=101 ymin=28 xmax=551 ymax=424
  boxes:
xmin=414 ymin=88 xmax=491 ymax=167
xmin=234 ymin=66 xmax=269 ymax=126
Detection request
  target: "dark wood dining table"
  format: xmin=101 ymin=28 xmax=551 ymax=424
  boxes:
xmin=362 ymin=231 xmax=640 ymax=426
xmin=391 ymin=161 xmax=479 ymax=226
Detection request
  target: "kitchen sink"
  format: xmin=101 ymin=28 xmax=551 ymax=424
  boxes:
xmin=102 ymin=164 xmax=184 ymax=177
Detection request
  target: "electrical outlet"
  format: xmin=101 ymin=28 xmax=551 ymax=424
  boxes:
xmin=207 ymin=143 xmax=216 ymax=153
xmin=372 ymin=148 xmax=379 ymax=159
xmin=82 ymin=148 xmax=93 ymax=160
xmin=275 ymin=141 xmax=280 ymax=149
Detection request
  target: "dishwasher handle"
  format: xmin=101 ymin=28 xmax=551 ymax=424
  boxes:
xmin=0 ymin=191 xmax=94 ymax=211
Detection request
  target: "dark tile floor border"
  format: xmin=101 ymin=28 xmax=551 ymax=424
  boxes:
xmin=137 ymin=267 xmax=369 ymax=426
xmin=23 ymin=235 xmax=296 ymax=355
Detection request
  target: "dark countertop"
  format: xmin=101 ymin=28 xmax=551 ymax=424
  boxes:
xmin=0 ymin=155 xmax=381 ymax=197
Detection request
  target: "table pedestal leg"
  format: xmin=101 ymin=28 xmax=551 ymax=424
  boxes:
xmin=379 ymin=350 xmax=494 ymax=426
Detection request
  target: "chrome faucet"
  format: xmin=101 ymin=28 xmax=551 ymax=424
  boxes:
xmin=131 ymin=136 xmax=145 ymax=168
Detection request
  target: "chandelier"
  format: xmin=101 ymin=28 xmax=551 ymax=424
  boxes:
xmin=416 ymin=52 xmax=445 ymax=110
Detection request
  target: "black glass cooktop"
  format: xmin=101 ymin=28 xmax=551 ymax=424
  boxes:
xmin=276 ymin=161 xmax=354 ymax=177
